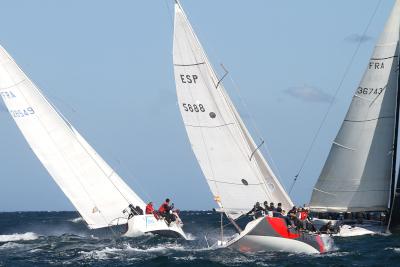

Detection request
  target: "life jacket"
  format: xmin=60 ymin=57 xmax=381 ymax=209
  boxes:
xmin=159 ymin=202 xmax=169 ymax=213
xmin=145 ymin=204 xmax=154 ymax=214
xmin=300 ymin=211 xmax=308 ymax=221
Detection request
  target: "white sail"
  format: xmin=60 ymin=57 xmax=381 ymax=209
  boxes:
xmin=0 ymin=45 xmax=145 ymax=228
xmin=310 ymin=1 xmax=400 ymax=212
xmin=173 ymin=1 xmax=293 ymax=219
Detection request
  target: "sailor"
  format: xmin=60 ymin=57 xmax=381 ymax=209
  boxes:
xmin=287 ymin=206 xmax=299 ymax=228
xmin=127 ymin=204 xmax=143 ymax=219
xmin=263 ymin=201 xmax=269 ymax=211
xmin=246 ymin=202 xmax=264 ymax=218
xmin=319 ymin=221 xmax=336 ymax=234
xmin=269 ymin=202 xmax=276 ymax=212
xmin=276 ymin=203 xmax=283 ymax=213
xmin=145 ymin=201 xmax=159 ymax=219
xmin=158 ymin=198 xmax=176 ymax=226
xmin=146 ymin=202 xmax=154 ymax=214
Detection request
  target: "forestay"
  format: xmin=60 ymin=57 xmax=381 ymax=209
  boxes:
xmin=173 ymin=1 xmax=293 ymax=219
xmin=0 ymin=46 xmax=145 ymax=229
xmin=310 ymin=1 xmax=400 ymax=212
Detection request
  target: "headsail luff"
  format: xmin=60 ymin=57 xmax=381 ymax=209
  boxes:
xmin=173 ymin=0 xmax=293 ymax=219
xmin=310 ymin=0 xmax=400 ymax=213
xmin=0 ymin=46 xmax=145 ymax=229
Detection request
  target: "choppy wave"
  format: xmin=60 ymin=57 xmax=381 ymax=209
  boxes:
xmin=0 ymin=242 xmax=26 ymax=250
xmin=0 ymin=211 xmax=398 ymax=266
xmin=0 ymin=232 xmax=38 ymax=242
xmin=69 ymin=217 xmax=84 ymax=223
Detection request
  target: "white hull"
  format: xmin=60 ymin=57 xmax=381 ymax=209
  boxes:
xmin=226 ymin=234 xmax=321 ymax=254
xmin=216 ymin=217 xmax=333 ymax=254
xmin=312 ymin=218 xmax=386 ymax=237
xmin=336 ymin=224 xmax=384 ymax=237
xmin=123 ymin=214 xmax=187 ymax=240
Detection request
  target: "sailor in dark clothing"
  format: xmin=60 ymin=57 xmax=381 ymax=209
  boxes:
xmin=287 ymin=206 xmax=299 ymax=228
xmin=263 ymin=201 xmax=269 ymax=211
xmin=276 ymin=203 xmax=283 ymax=213
xmin=319 ymin=221 xmax=339 ymax=234
xmin=127 ymin=204 xmax=144 ymax=219
xmin=269 ymin=202 xmax=276 ymax=212
xmin=246 ymin=202 xmax=265 ymax=219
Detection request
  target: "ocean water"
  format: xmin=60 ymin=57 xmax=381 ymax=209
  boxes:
xmin=0 ymin=211 xmax=399 ymax=266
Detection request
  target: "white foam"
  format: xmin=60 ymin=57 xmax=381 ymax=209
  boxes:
xmin=79 ymin=247 xmax=123 ymax=260
xmin=0 ymin=242 xmax=25 ymax=250
xmin=79 ymin=242 xmax=190 ymax=260
xmin=385 ymin=247 xmax=400 ymax=253
xmin=69 ymin=217 xmax=84 ymax=223
xmin=0 ymin=232 xmax=38 ymax=242
xmin=173 ymin=255 xmax=197 ymax=261
xmin=185 ymin=233 xmax=196 ymax=241
xmin=124 ymin=243 xmax=187 ymax=252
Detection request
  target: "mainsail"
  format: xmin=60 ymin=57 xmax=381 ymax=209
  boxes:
xmin=310 ymin=0 xmax=400 ymax=213
xmin=0 ymin=45 xmax=145 ymax=229
xmin=173 ymin=0 xmax=293 ymax=219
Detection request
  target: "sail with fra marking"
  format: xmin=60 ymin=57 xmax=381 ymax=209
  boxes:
xmin=310 ymin=0 xmax=400 ymax=213
xmin=0 ymin=45 xmax=145 ymax=229
xmin=173 ymin=1 xmax=293 ymax=219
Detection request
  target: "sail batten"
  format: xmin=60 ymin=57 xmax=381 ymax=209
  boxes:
xmin=173 ymin=1 xmax=293 ymax=219
xmin=0 ymin=45 xmax=145 ymax=229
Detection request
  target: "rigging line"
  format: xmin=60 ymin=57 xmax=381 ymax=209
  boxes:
xmin=163 ymin=0 xmax=174 ymax=29
xmin=227 ymin=74 xmax=284 ymax=191
xmin=288 ymin=0 xmax=384 ymax=195
xmin=101 ymin=147 xmax=154 ymax=203
xmin=47 ymin=90 xmax=149 ymax=206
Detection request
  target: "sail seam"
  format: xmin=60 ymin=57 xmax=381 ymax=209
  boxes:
xmin=315 ymin=189 xmax=389 ymax=193
xmin=0 ymin=79 xmax=27 ymax=90
xmin=175 ymin=62 xmax=205 ymax=66
xmin=185 ymin=122 xmax=235 ymax=128
xmin=344 ymin=116 xmax=394 ymax=122
xmin=208 ymin=179 xmax=264 ymax=186
xmin=370 ymin=55 xmax=398 ymax=60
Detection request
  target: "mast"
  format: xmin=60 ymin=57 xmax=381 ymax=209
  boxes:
xmin=387 ymin=52 xmax=400 ymax=230
xmin=391 ymin=55 xmax=400 ymax=208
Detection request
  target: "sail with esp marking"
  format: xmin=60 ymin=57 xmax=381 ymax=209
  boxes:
xmin=0 ymin=45 xmax=145 ymax=229
xmin=310 ymin=0 xmax=400 ymax=212
xmin=173 ymin=0 xmax=293 ymax=219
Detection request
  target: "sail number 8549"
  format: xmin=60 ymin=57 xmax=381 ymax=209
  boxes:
xmin=182 ymin=103 xmax=205 ymax=112
xmin=10 ymin=107 xmax=35 ymax=118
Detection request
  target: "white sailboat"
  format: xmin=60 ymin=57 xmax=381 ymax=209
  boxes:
xmin=0 ymin=45 xmax=187 ymax=239
xmin=309 ymin=0 xmax=400 ymax=237
xmin=173 ymin=0 xmax=332 ymax=253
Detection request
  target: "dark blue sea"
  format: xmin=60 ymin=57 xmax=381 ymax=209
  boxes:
xmin=0 ymin=211 xmax=399 ymax=266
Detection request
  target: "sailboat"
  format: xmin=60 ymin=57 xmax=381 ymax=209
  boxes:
xmin=172 ymin=0 xmax=332 ymax=253
xmin=309 ymin=0 xmax=400 ymax=237
xmin=0 ymin=45 xmax=187 ymax=239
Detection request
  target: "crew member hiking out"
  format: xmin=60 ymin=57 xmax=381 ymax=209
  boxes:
xmin=246 ymin=202 xmax=265 ymax=219
xmin=146 ymin=201 xmax=159 ymax=219
xmin=159 ymin=198 xmax=176 ymax=226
